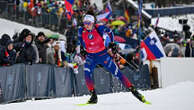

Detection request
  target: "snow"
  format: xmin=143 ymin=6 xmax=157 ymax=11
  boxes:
xmin=0 ymin=18 xmax=65 ymax=40
xmin=152 ymin=14 xmax=194 ymax=34
xmin=0 ymin=81 xmax=194 ymax=110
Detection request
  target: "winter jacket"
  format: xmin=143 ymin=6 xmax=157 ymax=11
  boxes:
xmin=0 ymin=47 xmax=16 ymax=66
xmin=14 ymin=42 xmax=37 ymax=64
xmin=185 ymin=42 xmax=194 ymax=57
xmin=35 ymin=40 xmax=47 ymax=64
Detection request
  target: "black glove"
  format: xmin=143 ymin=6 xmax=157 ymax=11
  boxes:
xmin=108 ymin=42 xmax=118 ymax=54
xmin=80 ymin=46 xmax=87 ymax=57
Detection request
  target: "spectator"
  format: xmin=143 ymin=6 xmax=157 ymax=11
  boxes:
xmin=53 ymin=42 xmax=79 ymax=73
xmin=35 ymin=32 xmax=48 ymax=64
xmin=0 ymin=40 xmax=16 ymax=66
xmin=185 ymin=36 xmax=194 ymax=57
xmin=46 ymin=38 xmax=55 ymax=65
xmin=0 ymin=34 xmax=11 ymax=48
xmin=14 ymin=32 xmax=37 ymax=64
xmin=14 ymin=28 xmax=31 ymax=43
xmin=164 ymin=43 xmax=182 ymax=57
xmin=53 ymin=44 xmax=63 ymax=66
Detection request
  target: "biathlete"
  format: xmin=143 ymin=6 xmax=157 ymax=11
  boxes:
xmin=78 ymin=12 xmax=150 ymax=104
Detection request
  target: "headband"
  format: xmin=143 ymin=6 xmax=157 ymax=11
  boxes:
xmin=83 ymin=14 xmax=95 ymax=23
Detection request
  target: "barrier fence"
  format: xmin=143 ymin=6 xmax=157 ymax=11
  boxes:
xmin=0 ymin=64 xmax=150 ymax=104
xmin=145 ymin=6 xmax=194 ymax=17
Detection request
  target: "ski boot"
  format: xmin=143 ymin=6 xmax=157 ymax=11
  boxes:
xmin=87 ymin=90 xmax=98 ymax=104
xmin=129 ymin=86 xmax=151 ymax=104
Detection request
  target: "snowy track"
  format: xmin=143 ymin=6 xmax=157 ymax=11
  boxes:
xmin=0 ymin=82 xmax=194 ymax=110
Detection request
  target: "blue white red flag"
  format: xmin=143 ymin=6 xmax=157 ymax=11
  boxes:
xmin=141 ymin=31 xmax=166 ymax=61
xmin=65 ymin=0 xmax=74 ymax=20
xmin=96 ymin=2 xmax=112 ymax=22
xmin=105 ymin=1 xmax=112 ymax=12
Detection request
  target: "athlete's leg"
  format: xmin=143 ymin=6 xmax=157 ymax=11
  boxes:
xmin=84 ymin=56 xmax=98 ymax=104
xmin=99 ymin=53 xmax=132 ymax=88
xmin=84 ymin=56 xmax=96 ymax=91
xmin=99 ymin=53 xmax=150 ymax=104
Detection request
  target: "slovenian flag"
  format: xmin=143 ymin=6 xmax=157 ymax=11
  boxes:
xmin=141 ymin=31 xmax=166 ymax=61
xmin=65 ymin=0 xmax=74 ymax=20
xmin=96 ymin=2 xmax=112 ymax=22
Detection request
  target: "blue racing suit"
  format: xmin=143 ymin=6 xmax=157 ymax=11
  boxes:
xmin=78 ymin=24 xmax=132 ymax=91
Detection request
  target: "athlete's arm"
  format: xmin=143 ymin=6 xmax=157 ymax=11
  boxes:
xmin=78 ymin=27 xmax=86 ymax=49
xmin=96 ymin=25 xmax=114 ymax=42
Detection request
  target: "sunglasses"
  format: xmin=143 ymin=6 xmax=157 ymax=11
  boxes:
xmin=84 ymin=21 xmax=92 ymax=25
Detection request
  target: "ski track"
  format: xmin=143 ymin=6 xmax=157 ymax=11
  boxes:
xmin=0 ymin=82 xmax=194 ymax=110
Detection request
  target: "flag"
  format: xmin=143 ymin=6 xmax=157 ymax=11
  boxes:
xmin=105 ymin=1 xmax=112 ymax=12
xmin=140 ymin=31 xmax=166 ymax=61
xmin=65 ymin=0 xmax=74 ymax=20
xmin=137 ymin=0 xmax=143 ymax=29
xmin=96 ymin=2 xmax=112 ymax=22
xmin=140 ymin=48 xmax=147 ymax=61
xmin=154 ymin=14 xmax=160 ymax=28
xmin=96 ymin=12 xmax=111 ymax=22
xmin=124 ymin=9 xmax=130 ymax=23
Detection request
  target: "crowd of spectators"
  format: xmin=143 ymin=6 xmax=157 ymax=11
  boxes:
xmin=0 ymin=0 xmax=139 ymax=70
xmin=0 ymin=29 xmax=81 ymax=73
xmin=0 ymin=0 xmax=93 ymax=32
xmin=155 ymin=27 xmax=194 ymax=57
xmin=0 ymin=0 xmax=194 ymax=71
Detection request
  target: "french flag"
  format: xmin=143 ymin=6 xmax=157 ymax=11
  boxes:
xmin=97 ymin=2 xmax=112 ymax=22
xmin=65 ymin=0 xmax=74 ymax=20
xmin=141 ymin=31 xmax=166 ymax=61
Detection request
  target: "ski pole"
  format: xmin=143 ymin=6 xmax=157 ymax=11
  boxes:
xmin=117 ymin=54 xmax=139 ymax=71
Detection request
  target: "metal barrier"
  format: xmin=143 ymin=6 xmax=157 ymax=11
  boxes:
xmin=145 ymin=6 xmax=194 ymax=17
xmin=0 ymin=63 xmax=150 ymax=104
xmin=0 ymin=64 xmax=26 ymax=103
xmin=0 ymin=3 xmax=69 ymax=33
xmin=0 ymin=1 xmax=7 ymax=16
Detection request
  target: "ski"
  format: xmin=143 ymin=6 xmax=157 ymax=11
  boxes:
xmin=76 ymin=103 xmax=97 ymax=106
xmin=140 ymin=96 xmax=151 ymax=105
xmin=144 ymin=101 xmax=151 ymax=105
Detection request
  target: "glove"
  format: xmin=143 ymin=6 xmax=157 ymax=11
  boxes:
xmin=80 ymin=46 xmax=87 ymax=57
xmin=108 ymin=42 xmax=118 ymax=54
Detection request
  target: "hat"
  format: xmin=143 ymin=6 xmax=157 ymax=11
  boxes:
xmin=38 ymin=32 xmax=45 ymax=37
xmin=19 ymin=28 xmax=31 ymax=41
xmin=1 ymin=34 xmax=11 ymax=41
xmin=36 ymin=32 xmax=45 ymax=39
xmin=0 ymin=34 xmax=11 ymax=46
xmin=6 ymin=40 xmax=13 ymax=47
xmin=83 ymin=14 xmax=95 ymax=23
